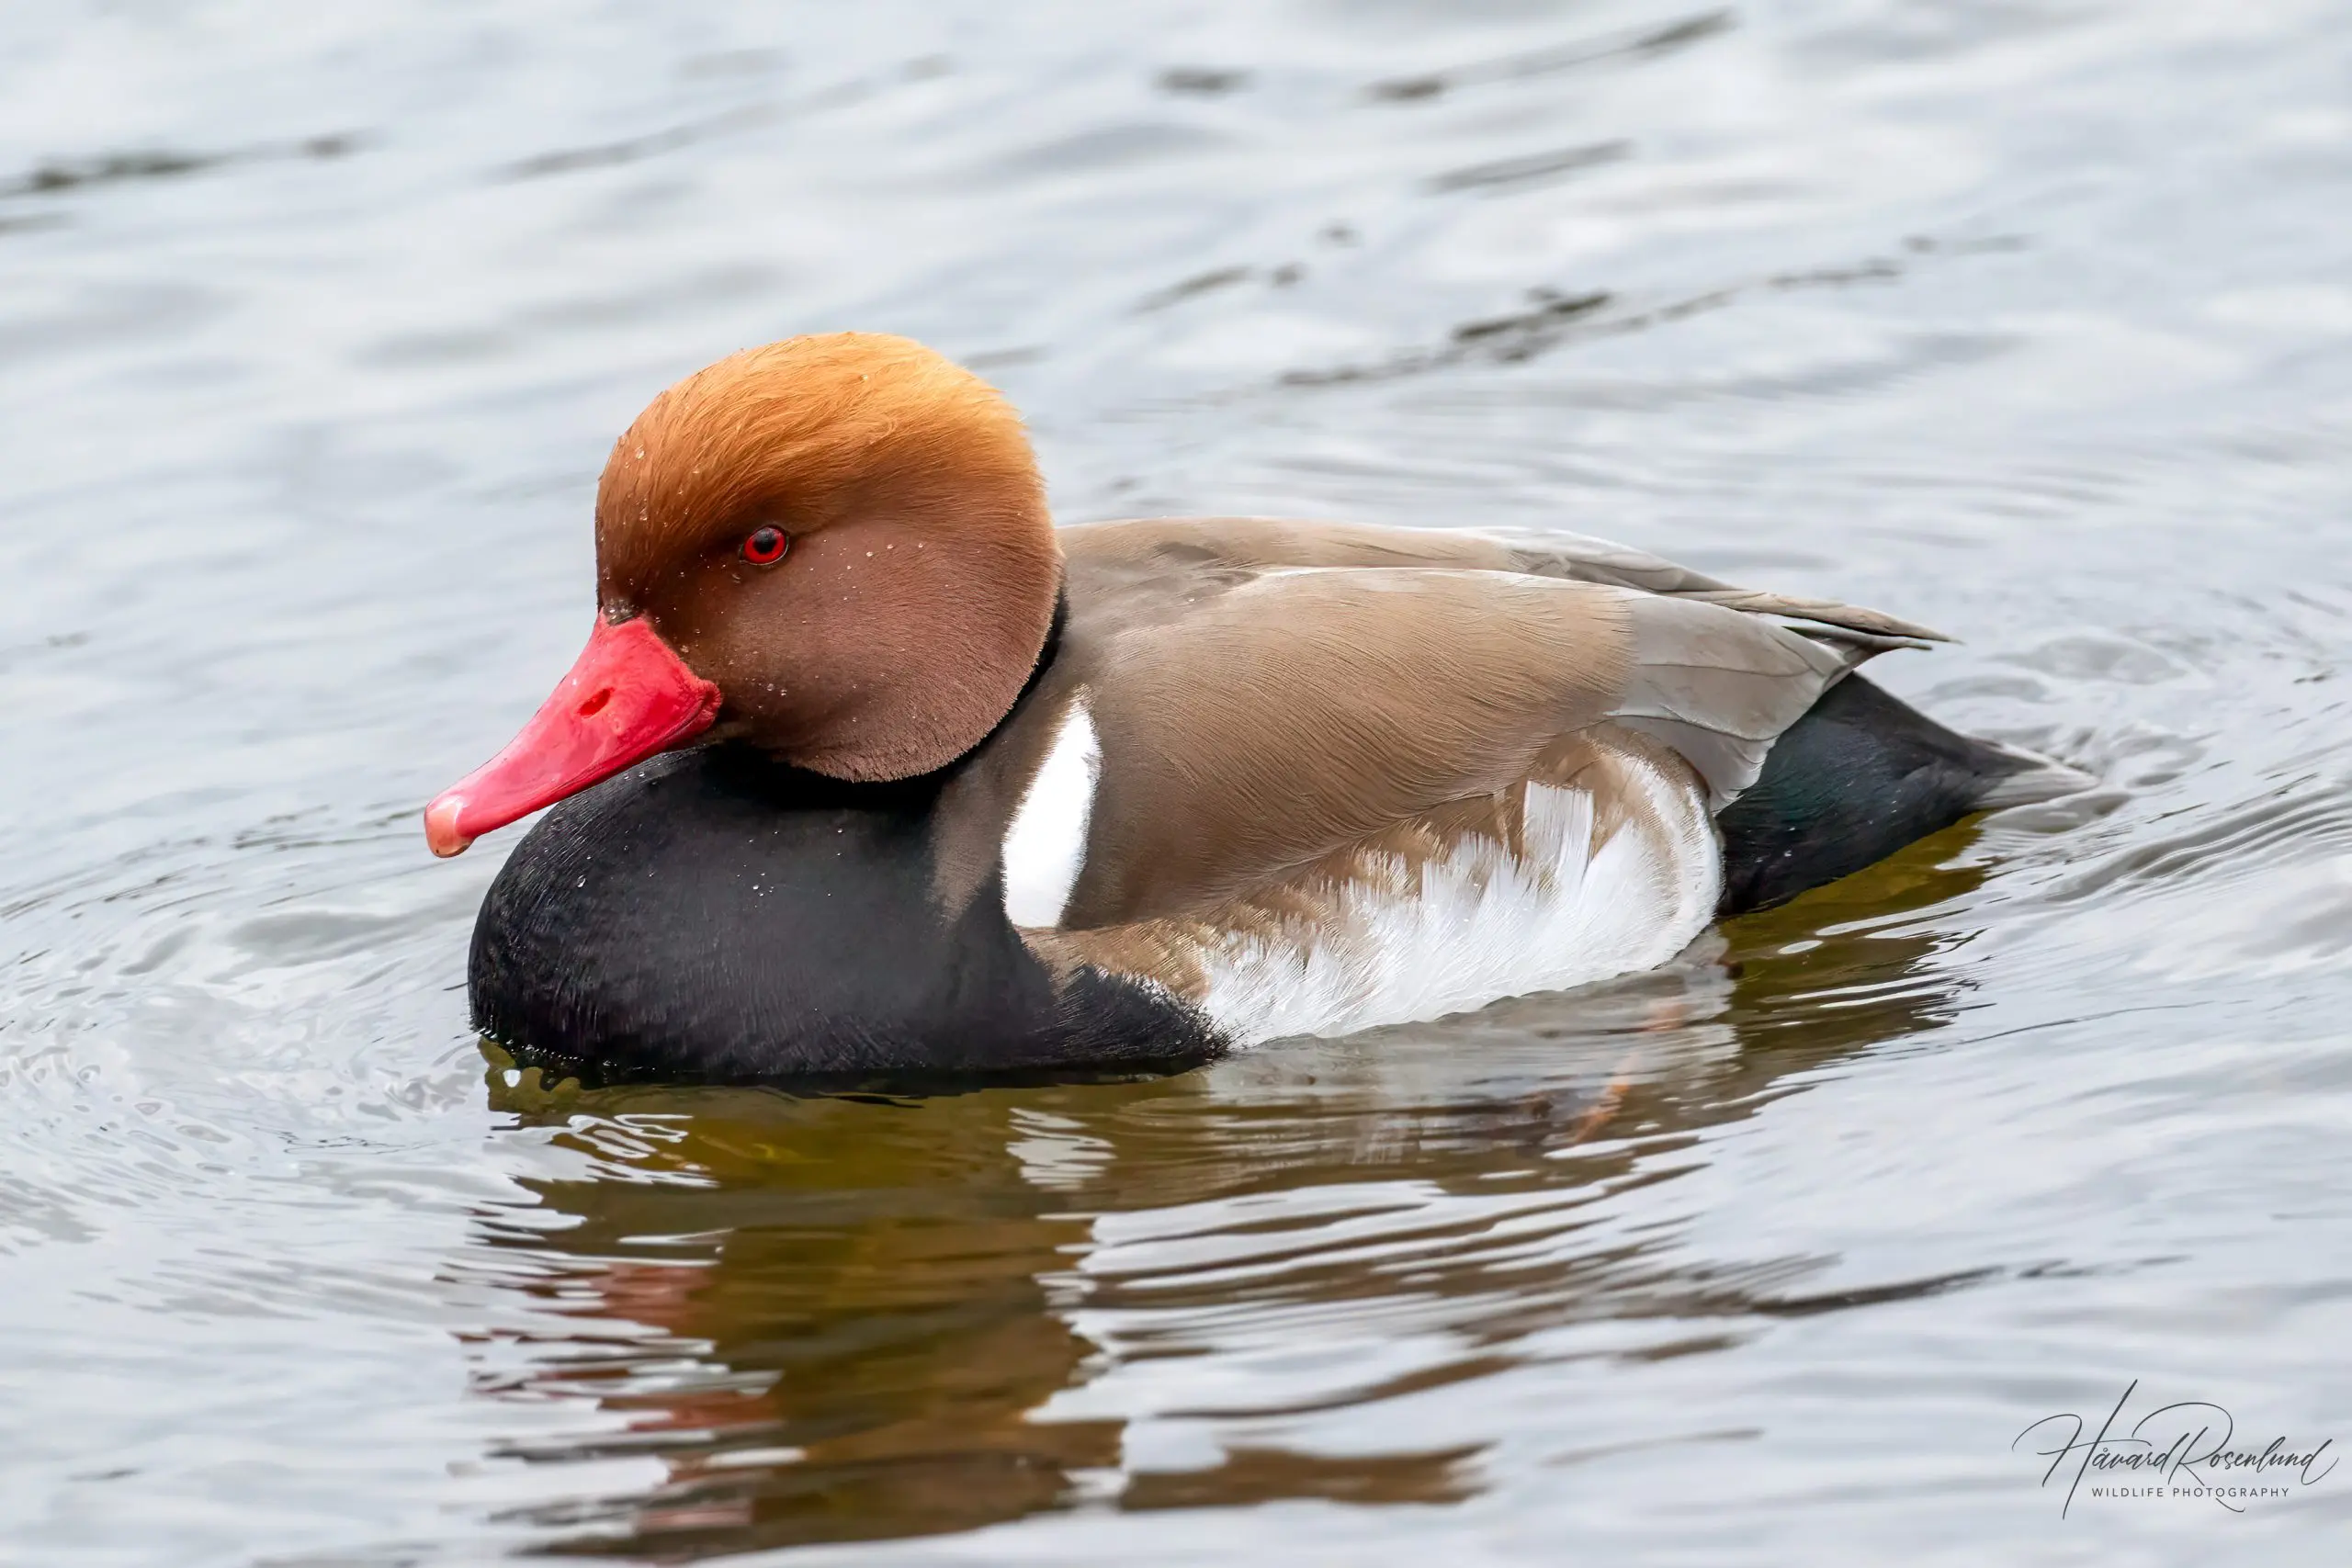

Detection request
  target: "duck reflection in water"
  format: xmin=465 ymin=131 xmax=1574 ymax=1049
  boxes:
xmin=457 ymin=825 xmax=1996 ymax=1559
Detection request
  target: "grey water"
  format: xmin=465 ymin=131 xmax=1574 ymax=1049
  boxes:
xmin=3 ymin=1 xmax=2349 ymax=1562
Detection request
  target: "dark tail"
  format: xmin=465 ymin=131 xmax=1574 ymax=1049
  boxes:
xmin=1715 ymin=674 xmax=2090 ymax=916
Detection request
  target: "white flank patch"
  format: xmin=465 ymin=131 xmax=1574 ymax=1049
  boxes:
xmin=1001 ymin=694 xmax=1102 ymax=928
xmin=1196 ymin=751 xmax=1720 ymax=1046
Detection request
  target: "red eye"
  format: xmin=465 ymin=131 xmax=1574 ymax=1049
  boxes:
xmin=741 ymin=526 xmax=789 ymax=565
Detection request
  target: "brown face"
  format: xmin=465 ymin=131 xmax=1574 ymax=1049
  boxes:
xmin=605 ymin=462 xmax=1059 ymax=783
xmin=423 ymin=333 xmax=1061 ymax=857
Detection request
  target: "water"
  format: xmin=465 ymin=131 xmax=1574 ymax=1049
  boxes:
xmin=3 ymin=1 xmax=2348 ymax=1562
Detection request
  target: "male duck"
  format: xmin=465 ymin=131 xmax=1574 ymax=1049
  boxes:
xmin=427 ymin=333 xmax=2085 ymax=1083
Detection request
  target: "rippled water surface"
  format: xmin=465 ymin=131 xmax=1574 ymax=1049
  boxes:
xmin=5 ymin=2 xmax=2350 ymax=1562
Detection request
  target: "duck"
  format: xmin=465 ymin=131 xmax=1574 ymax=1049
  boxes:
xmin=425 ymin=332 xmax=2087 ymax=1084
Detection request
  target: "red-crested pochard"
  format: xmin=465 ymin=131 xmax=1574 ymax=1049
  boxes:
xmin=427 ymin=333 xmax=2087 ymax=1083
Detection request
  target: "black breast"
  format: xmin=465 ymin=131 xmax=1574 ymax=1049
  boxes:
xmin=467 ymin=746 xmax=1217 ymax=1087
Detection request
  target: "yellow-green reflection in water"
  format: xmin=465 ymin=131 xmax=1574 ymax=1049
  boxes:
xmin=462 ymin=828 xmax=1988 ymax=1558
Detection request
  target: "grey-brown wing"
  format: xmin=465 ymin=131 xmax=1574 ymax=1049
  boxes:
xmin=1611 ymin=590 xmax=1860 ymax=808
xmin=1483 ymin=525 xmax=1949 ymax=647
xmin=1057 ymin=565 xmax=1858 ymax=924
xmin=1061 ymin=515 xmax=1947 ymax=646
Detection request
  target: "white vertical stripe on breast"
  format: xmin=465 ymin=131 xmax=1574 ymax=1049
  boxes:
xmin=1001 ymin=694 xmax=1101 ymax=929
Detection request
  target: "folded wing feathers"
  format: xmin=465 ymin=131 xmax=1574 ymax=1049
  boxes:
xmin=1491 ymin=527 xmax=1952 ymax=645
xmin=1072 ymin=518 xmax=1955 ymax=821
xmin=1607 ymin=591 xmax=1860 ymax=808
xmin=1678 ymin=589 xmax=1950 ymax=644
xmin=1465 ymin=525 xmax=1962 ymax=807
xmin=1781 ymin=623 xmax=1940 ymax=657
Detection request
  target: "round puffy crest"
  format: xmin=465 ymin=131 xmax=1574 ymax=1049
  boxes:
xmin=594 ymin=332 xmax=1046 ymax=602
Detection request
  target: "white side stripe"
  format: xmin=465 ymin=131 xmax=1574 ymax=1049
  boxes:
xmin=1194 ymin=752 xmax=1718 ymax=1046
xmin=1001 ymin=695 xmax=1101 ymax=929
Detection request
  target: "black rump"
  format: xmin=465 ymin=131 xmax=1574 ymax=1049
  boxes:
xmin=1715 ymin=674 xmax=2039 ymax=916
